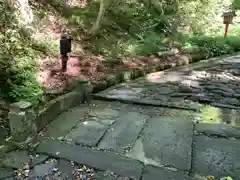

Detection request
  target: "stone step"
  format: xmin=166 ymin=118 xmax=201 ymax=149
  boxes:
xmin=36 ymin=140 xmax=143 ymax=179
xmin=92 ymin=94 xmax=200 ymax=111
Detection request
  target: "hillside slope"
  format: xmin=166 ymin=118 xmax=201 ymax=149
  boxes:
xmin=1 ymin=0 xmax=240 ymax=103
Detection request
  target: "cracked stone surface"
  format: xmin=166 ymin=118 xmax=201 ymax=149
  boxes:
xmin=65 ymin=120 xmax=110 ymax=146
xmin=192 ymin=135 xmax=240 ymax=179
xmin=40 ymin=107 xmax=89 ymax=139
xmin=98 ymin=112 xmax=148 ymax=153
xmin=126 ymin=116 xmax=193 ymax=171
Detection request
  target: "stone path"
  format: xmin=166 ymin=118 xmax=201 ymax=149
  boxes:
xmin=94 ymin=54 xmax=240 ymax=112
xmin=1 ymin=55 xmax=240 ymax=179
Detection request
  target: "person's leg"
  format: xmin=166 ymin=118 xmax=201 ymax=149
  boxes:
xmin=61 ymin=53 xmax=68 ymax=71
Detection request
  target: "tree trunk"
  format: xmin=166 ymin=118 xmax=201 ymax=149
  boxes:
xmin=89 ymin=0 xmax=107 ymax=35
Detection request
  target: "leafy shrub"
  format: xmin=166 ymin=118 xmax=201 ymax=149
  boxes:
xmin=184 ymin=36 xmax=236 ymax=57
xmin=135 ymin=32 xmax=166 ymax=56
xmin=226 ymin=36 xmax=240 ymax=51
xmin=0 ymin=3 xmax=43 ymax=103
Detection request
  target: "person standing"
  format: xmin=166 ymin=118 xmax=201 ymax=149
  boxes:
xmin=60 ymin=34 xmax=72 ymax=71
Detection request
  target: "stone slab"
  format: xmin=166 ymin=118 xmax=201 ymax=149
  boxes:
xmin=127 ymin=116 xmax=193 ymax=171
xmin=98 ymin=112 xmax=148 ymax=153
xmin=65 ymin=121 xmax=110 ymax=147
xmin=103 ymin=86 xmax=146 ymax=100
xmin=42 ymin=110 xmax=82 ymax=139
xmin=36 ymin=140 xmax=143 ymax=179
xmin=192 ymin=136 xmax=240 ymax=179
xmin=88 ymin=107 xmax=120 ymax=125
xmin=142 ymin=166 xmax=190 ymax=180
xmin=2 ymin=151 xmax=48 ymax=169
xmin=195 ymin=124 xmax=240 ymax=138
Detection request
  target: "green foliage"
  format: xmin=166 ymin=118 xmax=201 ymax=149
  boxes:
xmin=135 ymin=32 xmax=166 ymax=56
xmin=182 ymin=35 xmax=240 ymax=57
xmin=184 ymin=36 xmax=233 ymax=56
xmin=232 ymin=0 xmax=240 ymax=10
xmin=79 ymin=0 xmax=239 ymax=57
xmin=226 ymin=36 xmax=240 ymax=51
xmin=32 ymin=39 xmax=59 ymax=56
xmin=1 ymin=0 xmax=240 ymax=103
xmin=0 ymin=2 xmax=43 ymax=102
xmin=6 ymin=54 xmax=43 ymax=103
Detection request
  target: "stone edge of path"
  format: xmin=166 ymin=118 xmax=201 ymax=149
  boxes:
xmin=195 ymin=123 xmax=240 ymax=139
xmin=92 ymin=94 xmax=200 ymax=112
xmin=36 ymin=140 xmax=143 ymax=179
xmin=92 ymin=52 xmax=240 ymax=94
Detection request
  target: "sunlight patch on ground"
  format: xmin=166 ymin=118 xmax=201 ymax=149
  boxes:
xmin=145 ymin=72 xmax=165 ymax=83
xmin=199 ymin=106 xmax=240 ymax=126
xmin=126 ymin=139 xmax=163 ymax=167
xmin=200 ymin=106 xmax=222 ymax=124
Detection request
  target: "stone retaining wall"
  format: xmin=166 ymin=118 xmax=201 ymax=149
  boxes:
xmin=0 ymin=78 xmax=91 ymax=156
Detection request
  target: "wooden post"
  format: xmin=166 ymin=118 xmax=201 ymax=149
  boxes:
xmin=224 ymin=23 xmax=229 ymax=38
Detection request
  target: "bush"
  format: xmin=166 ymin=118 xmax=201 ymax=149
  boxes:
xmin=226 ymin=36 xmax=240 ymax=52
xmin=183 ymin=36 xmax=239 ymax=57
xmin=6 ymin=55 xmax=43 ymax=103
xmin=0 ymin=3 xmax=43 ymax=103
xmin=135 ymin=32 xmax=166 ymax=56
xmin=1 ymin=33 xmax=43 ymax=103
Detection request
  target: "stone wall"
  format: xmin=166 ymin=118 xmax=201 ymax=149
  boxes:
xmin=0 ymin=78 xmax=91 ymax=155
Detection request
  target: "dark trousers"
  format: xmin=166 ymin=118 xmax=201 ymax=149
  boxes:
xmin=61 ymin=53 xmax=68 ymax=71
